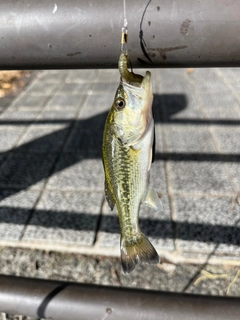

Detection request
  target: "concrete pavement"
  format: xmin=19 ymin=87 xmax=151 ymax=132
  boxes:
xmin=0 ymin=67 xmax=239 ymax=299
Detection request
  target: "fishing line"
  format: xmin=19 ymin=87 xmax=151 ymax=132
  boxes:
xmin=139 ymin=0 xmax=153 ymax=64
xmin=123 ymin=0 xmax=128 ymax=29
xmin=121 ymin=0 xmax=128 ymax=54
xmin=121 ymin=0 xmax=134 ymax=72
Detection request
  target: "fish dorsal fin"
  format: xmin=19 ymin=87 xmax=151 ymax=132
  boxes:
xmin=104 ymin=180 xmax=115 ymax=211
xmin=143 ymin=187 xmax=163 ymax=211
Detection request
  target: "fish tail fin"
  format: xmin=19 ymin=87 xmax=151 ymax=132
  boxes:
xmin=120 ymin=233 xmax=159 ymax=274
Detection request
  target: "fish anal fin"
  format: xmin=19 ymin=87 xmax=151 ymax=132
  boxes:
xmin=143 ymin=187 xmax=163 ymax=211
xmin=104 ymin=180 xmax=115 ymax=211
xmin=121 ymin=233 xmax=159 ymax=274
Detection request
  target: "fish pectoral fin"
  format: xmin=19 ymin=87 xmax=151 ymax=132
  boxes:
xmin=121 ymin=233 xmax=159 ymax=274
xmin=143 ymin=187 xmax=163 ymax=211
xmin=104 ymin=180 xmax=115 ymax=211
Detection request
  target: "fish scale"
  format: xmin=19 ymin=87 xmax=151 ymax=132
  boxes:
xmin=116 ymin=147 xmax=142 ymax=237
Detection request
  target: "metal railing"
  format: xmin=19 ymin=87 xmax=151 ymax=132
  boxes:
xmin=1 ymin=274 xmax=240 ymax=320
xmin=1 ymin=0 xmax=240 ymax=69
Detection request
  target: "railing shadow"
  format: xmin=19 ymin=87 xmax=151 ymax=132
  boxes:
xmin=0 ymin=206 xmax=239 ymax=245
xmin=0 ymin=93 xmax=239 ymax=245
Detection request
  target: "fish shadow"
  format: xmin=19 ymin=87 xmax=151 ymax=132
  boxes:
xmin=0 ymin=93 xmax=239 ymax=247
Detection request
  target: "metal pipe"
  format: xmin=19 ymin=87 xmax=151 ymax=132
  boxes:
xmin=1 ymin=275 xmax=240 ymax=320
xmin=1 ymin=0 xmax=240 ymax=69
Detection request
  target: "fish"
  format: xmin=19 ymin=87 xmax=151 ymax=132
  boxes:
xmin=102 ymin=52 xmax=162 ymax=274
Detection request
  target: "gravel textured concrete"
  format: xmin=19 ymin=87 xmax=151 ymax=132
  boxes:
xmin=1 ymin=247 xmax=240 ymax=320
xmin=0 ymin=67 xmax=240 ymax=318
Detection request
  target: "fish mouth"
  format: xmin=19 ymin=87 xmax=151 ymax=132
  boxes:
xmin=118 ymin=53 xmax=143 ymax=87
xmin=118 ymin=52 xmax=151 ymax=99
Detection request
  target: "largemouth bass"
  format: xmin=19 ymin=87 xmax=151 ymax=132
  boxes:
xmin=102 ymin=52 xmax=162 ymax=274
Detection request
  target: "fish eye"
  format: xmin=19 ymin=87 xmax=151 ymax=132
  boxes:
xmin=115 ymin=98 xmax=125 ymax=111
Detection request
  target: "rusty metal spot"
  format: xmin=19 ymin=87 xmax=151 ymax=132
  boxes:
xmin=180 ymin=19 xmax=191 ymax=36
xmin=148 ymin=46 xmax=188 ymax=60
xmin=66 ymin=52 xmax=82 ymax=57
xmin=106 ymin=308 xmax=112 ymax=314
xmin=148 ymin=52 xmax=156 ymax=58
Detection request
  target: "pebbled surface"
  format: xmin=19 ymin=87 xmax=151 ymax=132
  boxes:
xmin=0 ymin=67 xmax=240 ymax=318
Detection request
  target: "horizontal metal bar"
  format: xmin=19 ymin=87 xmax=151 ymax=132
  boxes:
xmin=1 ymin=275 xmax=240 ymax=320
xmin=1 ymin=0 xmax=240 ymax=69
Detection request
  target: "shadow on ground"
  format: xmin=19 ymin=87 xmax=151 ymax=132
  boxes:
xmin=0 ymin=94 xmax=239 ymax=245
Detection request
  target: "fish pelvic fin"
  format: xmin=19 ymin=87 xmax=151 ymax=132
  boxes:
xmin=143 ymin=187 xmax=163 ymax=211
xmin=121 ymin=233 xmax=159 ymax=274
